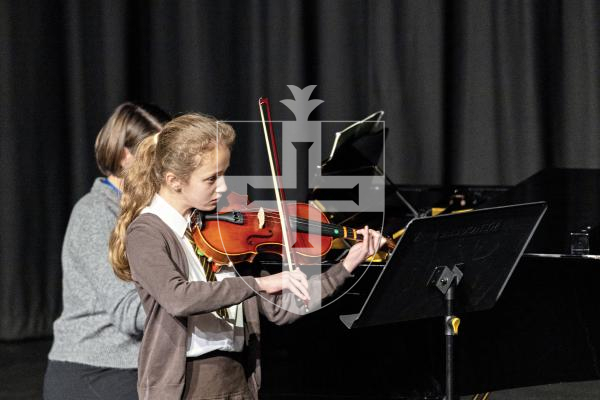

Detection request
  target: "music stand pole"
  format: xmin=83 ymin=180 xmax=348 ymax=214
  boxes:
xmin=429 ymin=264 xmax=464 ymax=400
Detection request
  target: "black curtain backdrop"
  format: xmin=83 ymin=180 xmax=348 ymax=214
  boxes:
xmin=0 ymin=0 xmax=598 ymax=340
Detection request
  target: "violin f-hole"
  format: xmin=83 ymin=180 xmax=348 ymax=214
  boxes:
xmin=246 ymin=229 xmax=274 ymax=246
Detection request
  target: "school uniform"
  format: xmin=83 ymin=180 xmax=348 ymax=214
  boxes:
xmin=126 ymin=195 xmax=351 ymax=400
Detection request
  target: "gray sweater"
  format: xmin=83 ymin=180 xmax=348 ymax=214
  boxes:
xmin=48 ymin=178 xmax=145 ymax=368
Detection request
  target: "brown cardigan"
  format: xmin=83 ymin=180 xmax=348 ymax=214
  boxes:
xmin=126 ymin=213 xmax=351 ymax=400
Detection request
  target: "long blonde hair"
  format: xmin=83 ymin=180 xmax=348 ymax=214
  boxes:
xmin=110 ymin=113 xmax=236 ymax=281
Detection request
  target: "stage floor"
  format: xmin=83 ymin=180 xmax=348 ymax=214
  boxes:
xmin=1 ymin=337 xmax=599 ymax=400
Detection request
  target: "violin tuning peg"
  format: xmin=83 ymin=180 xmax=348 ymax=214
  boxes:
xmin=207 ymin=257 xmax=213 ymax=263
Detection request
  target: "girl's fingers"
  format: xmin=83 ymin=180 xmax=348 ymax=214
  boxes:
xmin=365 ymin=229 xmax=383 ymax=257
xmin=377 ymin=234 xmax=387 ymax=250
xmin=370 ymin=230 xmax=379 ymax=254
xmin=368 ymin=235 xmax=375 ymax=256
xmin=286 ymin=271 xmax=310 ymax=301
xmin=354 ymin=228 xmax=366 ymax=256
xmin=286 ymin=282 xmax=306 ymax=301
xmin=292 ymin=268 xmax=309 ymax=289
xmin=282 ymin=273 xmax=302 ymax=298
xmin=292 ymin=277 xmax=310 ymax=301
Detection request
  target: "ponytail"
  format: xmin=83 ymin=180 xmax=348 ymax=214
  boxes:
xmin=109 ymin=113 xmax=236 ymax=281
xmin=110 ymin=135 xmax=161 ymax=281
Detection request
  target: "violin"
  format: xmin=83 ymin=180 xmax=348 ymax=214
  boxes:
xmin=188 ymin=192 xmax=395 ymax=269
xmin=189 ymin=96 xmax=394 ymax=274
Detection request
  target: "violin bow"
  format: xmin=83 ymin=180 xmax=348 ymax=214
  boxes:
xmin=258 ymin=98 xmax=298 ymax=272
xmin=259 ymin=98 xmax=309 ymax=310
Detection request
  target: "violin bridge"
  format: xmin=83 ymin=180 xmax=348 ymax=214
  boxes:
xmin=258 ymin=207 xmax=265 ymax=229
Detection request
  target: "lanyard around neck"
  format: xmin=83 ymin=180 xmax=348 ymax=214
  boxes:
xmin=101 ymin=177 xmax=121 ymax=195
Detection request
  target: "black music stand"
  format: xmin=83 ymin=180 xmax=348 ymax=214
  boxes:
xmin=321 ymin=110 xmax=385 ymax=171
xmin=315 ymin=110 xmax=419 ymax=218
xmin=340 ymin=202 xmax=547 ymax=400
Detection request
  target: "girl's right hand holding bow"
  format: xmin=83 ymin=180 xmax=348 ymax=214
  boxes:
xmin=255 ymin=268 xmax=311 ymax=302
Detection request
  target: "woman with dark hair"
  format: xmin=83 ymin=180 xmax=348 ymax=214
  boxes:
xmin=43 ymin=102 xmax=171 ymax=400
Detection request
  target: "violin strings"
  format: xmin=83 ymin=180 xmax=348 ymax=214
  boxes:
xmin=216 ymin=207 xmax=341 ymax=225
xmin=242 ymin=212 xmax=344 ymax=231
xmin=226 ymin=207 xmax=370 ymax=230
xmin=243 ymin=211 xmax=341 ymax=228
xmin=229 ymin=212 xmax=350 ymax=234
xmin=228 ymin=213 xmax=359 ymax=238
xmin=212 ymin=210 xmax=367 ymax=239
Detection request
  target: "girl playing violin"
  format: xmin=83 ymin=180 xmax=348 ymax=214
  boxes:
xmin=109 ymin=113 xmax=385 ymax=400
xmin=44 ymin=102 xmax=170 ymax=400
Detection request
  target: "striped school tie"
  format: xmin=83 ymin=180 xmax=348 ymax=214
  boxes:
xmin=185 ymin=227 xmax=229 ymax=319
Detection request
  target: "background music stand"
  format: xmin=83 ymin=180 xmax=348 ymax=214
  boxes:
xmin=340 ymin=202 xmax=547 ymax=400
xmin=316 ymin=110 xmax=419 ymax=218
xmin=322 ymin=110 xmax=384 ymax=170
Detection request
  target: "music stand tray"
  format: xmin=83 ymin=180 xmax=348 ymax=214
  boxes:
xmin=340 ymin=201 xmax=547 ymax=399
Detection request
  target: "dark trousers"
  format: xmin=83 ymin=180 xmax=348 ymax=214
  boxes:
xmin=43 ymin=360 xmax=138 ymax=400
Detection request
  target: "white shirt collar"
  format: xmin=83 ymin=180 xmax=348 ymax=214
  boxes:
xmin=142 ymin=194 xmax=189 ymax=239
